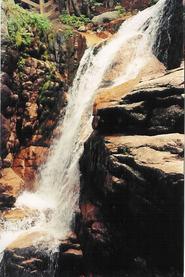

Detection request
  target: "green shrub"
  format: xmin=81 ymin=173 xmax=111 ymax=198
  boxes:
xmin=17 ymin=56 xmax=26 ymax=70
xmin=59 ymin=13 xmax=90 ymax=28
xmin=115 ymin=4 xmax=126 ymax=15
xmin=7 ymin=1 xmax=51 ymax=47
xmin=63 ymin=26 xmax=74 ymax=40
xmin=89 ymin=0 xmax=103 ymax=8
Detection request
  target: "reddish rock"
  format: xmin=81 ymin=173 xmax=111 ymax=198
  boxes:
xmin=65 ymin=32 xmax=87 ymax=83
xmin=13 ymin=146 xmax=49 ymax=189
xmin=80 ymin=203 xmax=100 ymax=222
xmin=0 ymin=168 xmax=24 ymax=209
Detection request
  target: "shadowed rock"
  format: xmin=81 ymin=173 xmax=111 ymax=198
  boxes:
xmin=152 ymin=0 xmax=183 ymax=69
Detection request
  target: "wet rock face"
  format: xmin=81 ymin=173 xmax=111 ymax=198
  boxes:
xmin=0 ymin=236 xmax=84 ymax=277
xmin=57 ymin=239 xmax=84 ymax=276
xmin=78 ymin=66 xmax=184 ymax=274
xmin=13 ymin=146 xmax=49 ymax=189
xmin=1 ymin=247 xmax=59 ymax=277
xmin=49 ymin=31 xmax=87 ymax=85
xmin=153 ymin=0 xmax=183 ymax=69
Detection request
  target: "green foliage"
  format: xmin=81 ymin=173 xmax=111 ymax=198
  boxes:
xmin=115 ymin=4 xmax=126 ymax=15
xmin=7 ymin=2 xmax=51 ymax=47
xmin=59 ymin=13 xmax=90 ymax=28
xmin=38 ymin=72 xmax=56 ymax=102
xmin=63 ymin=26 xmax=74 ymax=40
xmin=89 ymin=0 xmax=103 ymax=7
xmin=149 ymin=0 xmax=159 ymax=5
xmin=17 ymin=56 xmax=26 ymax=70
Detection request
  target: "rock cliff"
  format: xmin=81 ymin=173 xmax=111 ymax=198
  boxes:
xmin=0 ymin=4 xmax=86 ymax=207
xmin=78 ymin=65 xmax=184 ymax=275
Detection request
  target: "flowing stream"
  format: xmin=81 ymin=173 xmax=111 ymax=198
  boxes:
xmin=0 ymin=0 xmax=166 ymax=259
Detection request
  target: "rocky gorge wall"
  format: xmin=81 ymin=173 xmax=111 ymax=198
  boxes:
xmin=78 ymin=66 xmax=184 ymax=275
xmin=0 ymin=4 xmax=86 ymax=208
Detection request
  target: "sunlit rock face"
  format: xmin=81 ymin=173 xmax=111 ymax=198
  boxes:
xmin=94 ymin=66 xmax=184 ymax=135
xmin=0 ymin=169 xmax=24 ymax=210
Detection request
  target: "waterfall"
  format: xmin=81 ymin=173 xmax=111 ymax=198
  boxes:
xmin=0 ymin=0 xmax=166 ymax=256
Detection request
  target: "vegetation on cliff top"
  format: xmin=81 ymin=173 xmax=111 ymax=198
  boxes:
xmin=6 ymin=0 xmax=51 ymax=47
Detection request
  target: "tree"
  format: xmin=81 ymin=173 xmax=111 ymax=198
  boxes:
xmin=58 ymin=0 xmax=82 ymax=15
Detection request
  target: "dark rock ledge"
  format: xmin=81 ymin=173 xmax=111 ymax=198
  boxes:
xmin=0 ymin=233 xmax=84 ymax=277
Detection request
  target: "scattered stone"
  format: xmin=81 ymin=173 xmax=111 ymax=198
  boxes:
xmin=92 ymin=11 xmax=120 ymax=24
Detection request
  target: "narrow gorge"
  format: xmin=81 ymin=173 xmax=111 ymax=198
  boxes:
xmin=0 ymin=0 xmax=183 ymax=276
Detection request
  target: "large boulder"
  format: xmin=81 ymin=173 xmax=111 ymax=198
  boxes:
xmin=0 ymin=232 xmax=84 ymax=277
xmin=79 ymin=132 xmax=184 ymax=272
xmin=93 ymin=66 xmax=184 ymax=135
xmin=92 ymin=11 xmax=120 ymax=24
xmin=0 ymin=168 xmax=24 ymax=209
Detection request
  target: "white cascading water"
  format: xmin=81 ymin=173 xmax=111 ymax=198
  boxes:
xmin=0 ymin=0 xmax=166 ymax=257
